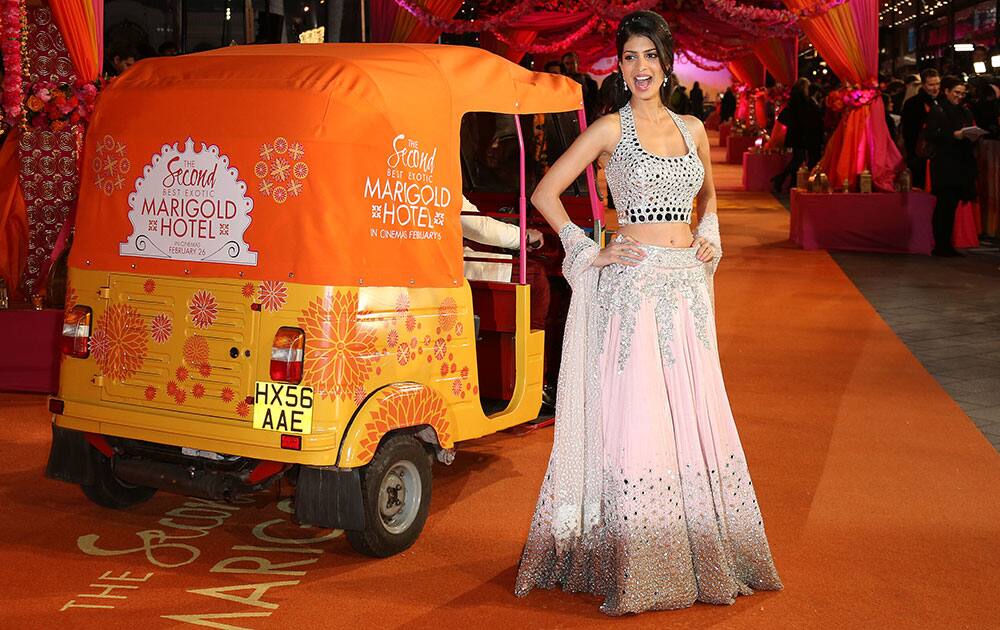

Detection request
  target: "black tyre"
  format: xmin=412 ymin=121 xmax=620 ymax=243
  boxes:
xmin=81 ymin=449 xmax=157 ymax=509
xmin=346 ymin=434 xmax=432 ymax=557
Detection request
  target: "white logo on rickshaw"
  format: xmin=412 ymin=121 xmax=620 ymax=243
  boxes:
xmin=363 ymin=133 xmax=451 ymax=241
xmin=120 ymin=138 xmax=258 ymax=265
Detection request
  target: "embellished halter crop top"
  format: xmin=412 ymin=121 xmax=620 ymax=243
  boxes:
xmin=605 ymin=102 xmax=705 ymax=225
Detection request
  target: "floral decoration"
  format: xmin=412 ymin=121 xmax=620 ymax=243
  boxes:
xmin=94 ymin=134 xmax=130 ymax=196
xmin=189 ymin=289 xmax=218 ymax=329
xmin=24 ymin=78 xmax=103 ymax=132
xmin=183 ymin=335 xmax=211 ymax=371
xmin=0 ymin=0 xmax=25 ymax=128
xmin=255 ymin=137 xmax=308 ymax=204
xmin=356 ymin=388 xmax=451 ymax=462
xmin=90 ymin=304 xmax=149 ymax=382
xmin=150 ymin=313 xmax=173 ymax=344
xmin=258 ymin=280 xmax=287 ymax=312
xmin=298 ymin=290 xmax=380 ymax=401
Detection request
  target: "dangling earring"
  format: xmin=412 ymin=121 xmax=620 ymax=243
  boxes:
xmin=621 ymin=72 xmax=629 ymax=93
xmin=663 ymin=77 xmax=669 ymax=86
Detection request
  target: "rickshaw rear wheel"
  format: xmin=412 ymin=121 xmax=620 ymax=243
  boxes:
xmin=81 ymin=449 xmax=158 ymax=509
xmin=347 ymin=433 xmax=432 ymax=557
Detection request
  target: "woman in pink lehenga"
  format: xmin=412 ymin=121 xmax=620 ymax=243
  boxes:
xmin=513 ymin=11 xmax=782 ymax=616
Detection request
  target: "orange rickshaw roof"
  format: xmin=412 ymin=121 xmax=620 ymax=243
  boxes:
xmin=70 ymin=44 xmax=584 ymax=288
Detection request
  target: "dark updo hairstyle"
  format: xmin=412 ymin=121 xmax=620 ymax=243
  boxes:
xmin=602 ymin=10 xmax=675 ymax=114
xmin=940 ymin=75 xmax=964 ymax=93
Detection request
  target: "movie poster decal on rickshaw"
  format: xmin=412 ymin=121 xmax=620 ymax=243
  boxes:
xmin=364 ymin=133 xmax=453 ymax=243
xmin=120 ymin=138 xmax=258 ymax=265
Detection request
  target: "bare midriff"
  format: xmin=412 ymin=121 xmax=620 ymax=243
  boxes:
xmin=618 ymin=223 xmax=694 ymax=248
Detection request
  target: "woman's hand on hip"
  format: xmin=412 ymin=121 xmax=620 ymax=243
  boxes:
xmin=592 ymin=235 xmax=646 ymax=268
xmin=693 ymin=237 xmax=716 ymax=262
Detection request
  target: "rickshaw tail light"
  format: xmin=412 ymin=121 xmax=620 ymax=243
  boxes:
xmin=61 ymin=306 xmax=92 ymax=359
xmin=270 ymin=327 xmax=305 ymax=384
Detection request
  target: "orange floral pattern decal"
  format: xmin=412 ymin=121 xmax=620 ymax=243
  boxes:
xmin=189 ymin=290 xmax=218 ymax=329
xmin=143 ymin=279 xmax=156 ymax=294
xmin=255 ymin=137 xmax=309 ymax=205
xmin=438 ymin=297 xmax=458 ymax=332
xmin=93 ymin=134 xmax=129 ymax=196
xmin=241 ymin=282 xmax=255 ymax=299
xmin=183 ymin=335 xmax=210 ymax=372
xmin=357 ymin=388 xmax=451 ymax=462
xmin=298 ymin=290 xmax=379 ymax=401
xmin=258 ymin=280 xmax=287 ymax=312
xmin=90 ymin=304 xmax=148 ymax=381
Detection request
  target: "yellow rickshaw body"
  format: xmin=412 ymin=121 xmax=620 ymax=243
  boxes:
xmin=56 ymin=44 xmax=581 ymax=467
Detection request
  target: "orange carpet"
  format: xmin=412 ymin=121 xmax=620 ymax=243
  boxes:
xmin=2 ymin=140 xmax=999 ymax=629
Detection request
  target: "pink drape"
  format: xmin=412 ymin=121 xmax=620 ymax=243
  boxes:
xmin=480 ymin=11 xmax=595 ymax=64
xmin=370 ymin=0 xmax=463 ymax=43
xmin=753 ymin=37 xmax=798 ymax=86
xmin=783 ymin=0 xmax=902 ymax=190
xmin=47 ymin=0 xmax=100 ymax=82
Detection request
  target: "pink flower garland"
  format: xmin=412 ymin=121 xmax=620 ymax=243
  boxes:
xmin=678 ymin=49 xmax=727 ymax=72
xmin=390 ymin=0 xmax=657 ymax=35
xmin=1 ymin=0 xmax=25 ymax=127
xmin=390 ymin=0 xmax=537 ymax=34
xmin=701 ymin=0 xmax=852 ymax=39
xmin=491 ymin=14 xmax=602 ymax=54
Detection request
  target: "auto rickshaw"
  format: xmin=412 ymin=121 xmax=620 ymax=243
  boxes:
xmin=46 ymin=43 xmax=601 ymax=557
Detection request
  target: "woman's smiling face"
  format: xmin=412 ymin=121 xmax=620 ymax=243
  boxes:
xmin=620 ymin=35 xmax=666 ymax=98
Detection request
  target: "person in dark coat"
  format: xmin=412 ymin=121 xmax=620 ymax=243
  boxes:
xmin=900 ymin=68 xmax=940 ymax=189
xmin=720 ymin=87 xmax=736 ymax=122
xmin=967 ymin=76 xmax=1000 ymax=140
xmin=925 ymin=76 xmax=979 ymax=257
xmin=561 ymin=52 xmax=600 ymax=124
xmin=690 ymin=81 xmax=704 ymax=119
xmin=771 ymin=78 xmax=824 ymax=192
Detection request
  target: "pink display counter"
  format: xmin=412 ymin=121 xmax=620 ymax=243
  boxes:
xmin=0 ymin=309 xmax=62 ymax=394
xmin=790 ymin=189 xmax=935 ymax=255
xmin=726 ymin=135 xmax=754 ymax=164
xmin=743 ymin=151 xmax=792 ymax=192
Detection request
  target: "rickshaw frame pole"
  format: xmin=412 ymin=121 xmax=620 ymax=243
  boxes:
xmin=576 ymin=110 xmax=604 ymax=245
xmin=514 ymin=114 xmax=528 ymax=286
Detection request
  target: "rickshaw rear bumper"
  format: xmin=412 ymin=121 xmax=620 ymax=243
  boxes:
xmin=50 ymin=399 xmax=342 ymax=466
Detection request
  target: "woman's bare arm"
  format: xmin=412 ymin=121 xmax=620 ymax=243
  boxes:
xmin=688 ymin=115 xmax=718 ymax=221
xmin=530 ymin=114 xmax=619 ymax=232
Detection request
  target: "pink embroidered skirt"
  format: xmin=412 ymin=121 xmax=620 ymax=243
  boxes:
xmin=515 ymin=244 xmax=782 ymax=615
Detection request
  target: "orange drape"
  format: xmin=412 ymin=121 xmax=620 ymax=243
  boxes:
xmin=782 ymin=0 xmax=902 ymax=190
xmin=370 ymin=0 xmax=464 ymax=44
xmin=0 ymin=133 xmax=28 ymax=300
xmin=48 ymin=0 xmax=100 ymax=82
xmin=753 ymin=37 xmax=798 ymax=86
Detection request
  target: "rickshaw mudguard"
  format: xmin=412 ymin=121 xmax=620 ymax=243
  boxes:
xmin=44 ymin=425 xmax=97 ymax=485
xmin=336 ymin=382 xmax=458 ymax=469
xmin=295 ymin=466 xmax=366 ymax=531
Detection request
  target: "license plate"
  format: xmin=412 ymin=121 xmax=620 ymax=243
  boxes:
xmin=253 ymin=381 xmax=314 ymax=434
